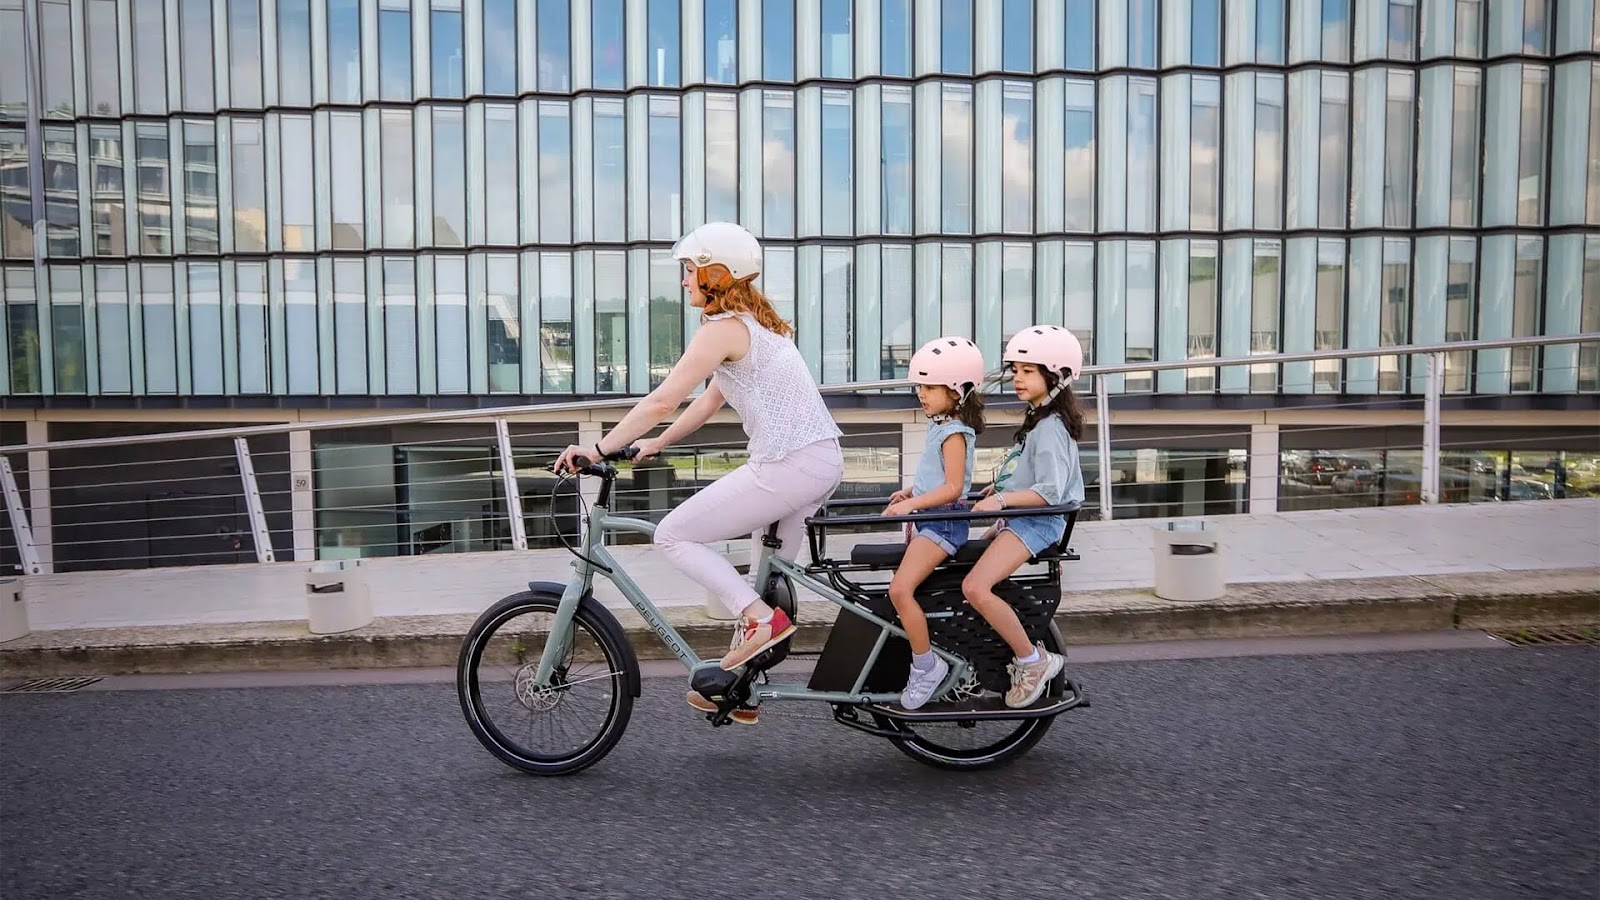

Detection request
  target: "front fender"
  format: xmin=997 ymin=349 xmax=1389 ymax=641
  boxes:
xmin=526 ymin=580 xmax=643 ymax=699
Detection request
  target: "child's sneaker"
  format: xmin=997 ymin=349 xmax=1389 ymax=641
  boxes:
xmin=720 ymin=607 xmax=796 ymax=670
xmin=899 ymin=656 xmax=949 ymax=710
xmin=685 ymin=690 xmax=759 ymax=725
xmin=1004 ymin=643 xmax=1064 ymax=708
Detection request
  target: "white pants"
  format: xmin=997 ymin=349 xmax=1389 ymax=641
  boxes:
xmin=654 ymin=439 xmax=844 ymax=616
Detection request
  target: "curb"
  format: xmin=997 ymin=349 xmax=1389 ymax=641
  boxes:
xmin=2 ymin=569 xmax=1596 ymax=679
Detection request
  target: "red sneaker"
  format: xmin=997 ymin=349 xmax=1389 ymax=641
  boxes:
xmin=719 ymin=607 xmax=796 ymax=671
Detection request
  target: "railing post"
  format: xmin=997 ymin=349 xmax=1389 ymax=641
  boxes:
xmin=494 ymin=418 xmax=528 ymax=551
xmin=1095 ymin=375 xmax=1113 ymax=521
xmin=1422 ymin=352 xmax=1443 ymax=505
xmin=0 ymin=456 xmax=43 ymax=575
xmin=234 ymin=438 xmax=277 ymax=563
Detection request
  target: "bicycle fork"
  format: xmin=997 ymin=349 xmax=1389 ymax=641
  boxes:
xmin=532 ymin=577 xmax=589 ymax=686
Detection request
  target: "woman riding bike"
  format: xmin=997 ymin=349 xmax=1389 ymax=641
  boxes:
xmin=553 ymin=222 xmax=844 ymax=720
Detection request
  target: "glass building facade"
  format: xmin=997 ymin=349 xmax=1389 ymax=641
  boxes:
xmin=0 ymin=0 xmax=1597 ymax=405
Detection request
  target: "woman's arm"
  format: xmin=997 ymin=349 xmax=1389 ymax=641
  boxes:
xmin=649 ymin=382 xmax=726 ymax=449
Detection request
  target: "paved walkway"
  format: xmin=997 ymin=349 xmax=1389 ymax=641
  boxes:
xmin=7 ymin=498 xmax=1597 ymax=633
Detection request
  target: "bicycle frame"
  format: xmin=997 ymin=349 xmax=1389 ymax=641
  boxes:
xmin=531 ymin=488 xmax=974 ymax=707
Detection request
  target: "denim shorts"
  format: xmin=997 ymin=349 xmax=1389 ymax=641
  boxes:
xmin=912 ymin=501 xmax=970 ymax=556
xmin=998 ymin=513 xmax=1066 ymax=558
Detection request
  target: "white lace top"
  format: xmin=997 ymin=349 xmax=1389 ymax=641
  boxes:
xmin=707 ymin=312 xmax=842 ymax=462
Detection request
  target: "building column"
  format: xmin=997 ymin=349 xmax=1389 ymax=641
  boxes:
xmin=24 ymin=421 xmax=52 ymax=574
xmin=290 ymin=430 xmax=315 ymax=562
xmin=1248 ymin=423 xmax=1280 ymax=514
xmin=900 ymin=421 xmax=927 ymax=490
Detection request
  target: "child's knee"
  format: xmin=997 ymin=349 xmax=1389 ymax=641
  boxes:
xmin=961 ymin=574 xmax=987 ymax=600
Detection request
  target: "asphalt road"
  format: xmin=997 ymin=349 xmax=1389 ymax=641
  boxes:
xmin=3 ymin=643 xmax=1596 ymax=900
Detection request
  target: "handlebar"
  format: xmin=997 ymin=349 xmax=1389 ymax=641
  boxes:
xmin=806 ymin=502 xmax=1082 ymax=529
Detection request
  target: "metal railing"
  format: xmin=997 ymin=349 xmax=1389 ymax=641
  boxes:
xmin=0 ymin=332 xmax=1595 ymax=576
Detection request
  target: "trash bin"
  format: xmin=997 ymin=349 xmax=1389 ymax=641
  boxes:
xmin=1152 ymin=520 xmax=1224 ymax=603
xmin=0 ymin=578 xmax=28 ymax=643
xmin=305 ymin=560 xmax=374 ymax=634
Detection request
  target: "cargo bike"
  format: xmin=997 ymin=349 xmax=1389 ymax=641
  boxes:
xmin=456 ymin=447 xmax=1089 ymax=775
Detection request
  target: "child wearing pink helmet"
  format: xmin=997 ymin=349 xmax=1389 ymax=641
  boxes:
xmin=881 ymin=336 xmax=987 ymax=709
xmin=967 ymin=325 xmax=1087 ymax=708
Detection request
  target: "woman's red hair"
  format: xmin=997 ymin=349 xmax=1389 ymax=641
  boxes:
xmin=696 ymin=264 xmax=795 ymax=338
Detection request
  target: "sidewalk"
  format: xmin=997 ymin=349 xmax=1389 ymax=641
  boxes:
xmin=2 ymin=500 xmax=1596 ymax=677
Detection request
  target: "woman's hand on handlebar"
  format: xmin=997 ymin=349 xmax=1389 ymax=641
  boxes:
xmin=633 ymin=436 xmax=667 ymax=462
xmin=552 ymin=443 xmax=597 ymax=475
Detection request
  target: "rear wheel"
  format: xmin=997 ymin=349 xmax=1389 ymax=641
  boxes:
xmin=457 ymin=591 xmax=636 ymax=776
xmin=882 ymin=624 xmax=1068 ymax=771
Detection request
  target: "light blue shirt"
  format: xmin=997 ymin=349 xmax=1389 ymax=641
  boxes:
xmin=992 ymin=415 xmax=1084 ymax=508
xmin=911 ymin=420 xmax=977 ymax=498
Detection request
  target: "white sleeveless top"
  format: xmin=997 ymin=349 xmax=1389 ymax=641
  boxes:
xmin=707 ymin=312 xmax=842 ymax=462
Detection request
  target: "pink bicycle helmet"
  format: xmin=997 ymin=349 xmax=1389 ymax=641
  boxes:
xmin=909 ymin=336 xmax=986 ymax=398
xmin=1002 ymin=325 xmax=1085 ymax=385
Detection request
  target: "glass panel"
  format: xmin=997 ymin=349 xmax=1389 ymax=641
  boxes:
xmin=1000 ymin=242 xmax=1032 ymax=345
xmin=1251 ymin=240 xmax=1282 ymax=391
xmin=1323 ymin=0 xmax=1351 ymax=62
xmin=942 ymin=0 xmax=972 ymax=74
xmin=822 ymin=0 xmax=853 ymax=78
xmin=941 ymin=83 xmax=973 ymax=232
xmin=1128 ymin=77 xmax=1157 ymax=232
xmin=236 ymin=261 xmax=268 ymax=393
xmin=329 ymin=259 xmax=365 ymax=393
xmin=1002 ymin=0 xmax=1033 ymax=72
xmin=435 ymin=257 xmax=468 ymax=392
xmin=433 ymin=108 xmax=466 ymax=246
xmin=1313 ymin=238 xmax=1345 ymax=391
xmin=1581 ymin=237 xmax=1600 ymax=391
xmin=1590 ymin=63 xmax=1600 ymax=226
xmin=329 ymin=0 xmax=362 ymax=103
xmin=822 ymin=247 xmax=851 ymax=382
xmin=49 ymin=267 xmax=86 ymax=392
xmin=882 ymin=86 xmax=913 ymax=234
xmin=648 ymin=250 xmax=681 ymax=388
xmin=142 ymin=264 xmax=177 ymax=392
xmin=133 ymin=0 xmax=169 ymax=114
xmin=705 ymin=0 xmax=737 ymax=84
xmin=330 ymin=113 xmax=365 ymax=248
xmin=231 ymin=119 xmax=266 ymax=252
xmin=381 ymin=110 xmax=413 ymax=247
xmin=538 ymin=0 xmax=570 ymax=91
xmin=483 ymin=0 xmax=516 ymax=94
xmin=1065 ymin=0 xmax=1095 ymax=69
xmin=1388 ymin=0 xmax=1416 ymax=58
xmin=96 ymin=266 xmax=131 ymax=392
xmin=1257 ymin=0 xmax=1286 ymax=62
xmin=1517 ymin=66 xmax=1547 ymax=225
xmin=1383 ymin=70 xmax=1414 ymax=227
xmin=42 ymin=127 xmax=80 ymax=256
xmin=485 ymin=106 xmax=517 ymax=244
xmin=4 ymin=270 xmax=39 ymax=392
xmin=595 ymin=250 xmax=626 ymax=392
xmin=593 ymin=99 xmax=626 ymax=240
xmin=486 ymin=254 xmax=519 ymax=392
xmin=1443 ymin=237 xmax=1475 ymax=391
xmin=230 ymin=0 xmax=262 ymax=108
xmin=40 ymin=0 xmax=76 ymax=117
xmin=379 ymin=1 xmax=412 ymax=100
xmin=136 ymin=125 xmax=173 ymax=254
xmin=648 ymin=96 xmax=679 ymax=240
xmin=280 ymin=116 xmax=314 ymax=250
xmin=822 ymin=90 xmax=853 ymax=235
xmin=1126 ymin=241 xmax=1157 ymax=392
xmin=88 ymin=0 xmax=121 ymax=116
xmin=1319 ymin=72 xmax=1348 ymax=228
xmin=589 ymin=0 xmax=623 ymax=89
xmin=88 ymin=125 xmax=125 ymax=256
xmin=541 ymin=252 xmax=574 ymax=391
xmin=878 ymin=1 xmax=912 ymax=77
xmin=1455 ymin=0 xmax=1481 ymax=55
xmin=1191 ymin=76 xmax=1221 ymax=230
xmin=1002 ymin=82 xmax=1033 ymax=233
xmin=1510 ymin=237 xmax=1541 ymax=390
xmin=1188 ymin=240 xmax=1218 ymax=390
xmin=1064 ymin=80 xmax=1095 ymax=231
xmin=1129 ymin=0 xmax=1158 ymax=67
xmin=941 ymin=243 xmax=972 ymax=336
xmin=762 ymin=91 xmax=796 ymax=237
xmin=278 ymin=0 xmax=311 ymax=107
xmin=1450 ymin=67 xmax=1479 ymax=227
xmin=647 ymin=0 xmax=680 ymax=86
xmin=882 ymin=244 xmax=912 ymax=378
xmin=1063 ymin=241 xmax=1095 ymax=367
xmin=183 ymin=122 xmax=218 ymax=253
xmin=284 ymin=260 xmax=318 ymax=392
xmin=1192 ymin=0 xmax=1221 ymax=65
xmin=186 ymin=263 xmax=222 ymax=393
xmin=1378 ymin=238 xmax=1409 ymax=392
xmin=1245 ymin=74 xmax=1282 ymax=229
xmin=764 ymin=0 xmax=795 ymax=81
xmin=431 ymin=4 xmax=465 ymax=98
xmin=705 ymin=93 xmax=738 ymax=223
xmin=383 ymin=258 xmax=417 ymax=392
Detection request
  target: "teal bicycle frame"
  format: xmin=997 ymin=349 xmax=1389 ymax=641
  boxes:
xmin=529 ymin=489 xmax=973 ymax=706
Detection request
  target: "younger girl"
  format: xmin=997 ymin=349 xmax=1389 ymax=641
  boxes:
xmin=882 ymin=336 xmax=987 ymax=709
xmin=964 ymin=325 xmax=1087 ymax=709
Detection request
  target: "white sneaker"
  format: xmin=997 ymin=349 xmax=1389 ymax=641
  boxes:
xmin=900 ymin=656 xmax=949 ymax=710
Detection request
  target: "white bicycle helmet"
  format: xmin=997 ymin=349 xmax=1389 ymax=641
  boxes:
xmin=1002 ymin=325 xmax=1085 ymax=384
xmin=670 ymin=221 xmax=763 ymax=281
xmin=908 ymin=336 xmax=986 ymax=399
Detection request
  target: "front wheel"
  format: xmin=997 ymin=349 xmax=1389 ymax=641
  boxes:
xmin=457 ymin=590 xmax=637 ymax=776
